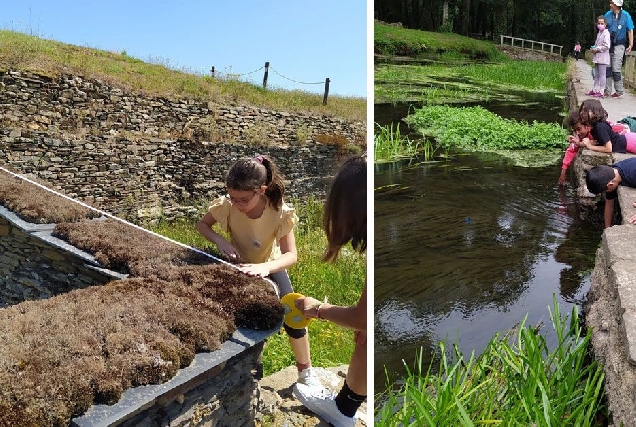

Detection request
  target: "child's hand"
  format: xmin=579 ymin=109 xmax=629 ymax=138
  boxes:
xmin=558 ymin=170 xmax=567 ymax=186
xmin=580 ymin=138 xmax=591 ymax=148
xmin=237 ymin=263 xmax=270 ymax=278
xmin=217 ymin=241 xmax=242 ymax=262
xmin=294 ymin=296 xmax=322 ymax=317
xmin=354 ymin=330 xmax=367 ymax=345
xmin=568 ymin=135 xmax=579 ymax=144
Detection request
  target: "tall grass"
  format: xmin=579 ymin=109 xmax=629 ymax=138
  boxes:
xmin=0 ymin=29 xmax=365 ymax=121
xmin=375 ymin=297 xmax=605 ymax=426
xmin=148 ymin=197 xmax=365 ymax=375
xmin=375 ymin=122 xmax=436 ymax=162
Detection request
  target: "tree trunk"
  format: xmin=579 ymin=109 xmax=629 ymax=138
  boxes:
xmin=443 ymin=0 xmax=449 ymax=25
xmin=461 ymin=0 xmax=471 ymax=35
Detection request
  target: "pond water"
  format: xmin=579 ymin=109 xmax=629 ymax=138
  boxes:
xmin=373 ymin=152 xmax=604 ymax=392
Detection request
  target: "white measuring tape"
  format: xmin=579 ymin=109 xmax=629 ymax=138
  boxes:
xmin=0 ymin=166 xmax=279 ymax=296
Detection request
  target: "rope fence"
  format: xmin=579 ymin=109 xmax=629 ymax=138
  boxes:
xmin=209 ymin=61 xmax=331 ymax=105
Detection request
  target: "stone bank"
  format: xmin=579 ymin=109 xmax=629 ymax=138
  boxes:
xmin=569 ymin=58 xmax=636 ymax=426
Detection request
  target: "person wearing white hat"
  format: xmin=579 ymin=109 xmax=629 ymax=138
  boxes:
xmin=604 ymin=0 xmax=634 ymax=98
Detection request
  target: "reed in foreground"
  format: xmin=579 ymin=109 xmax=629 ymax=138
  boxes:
xmin=376 ymin=297 xmax=605 ymax=426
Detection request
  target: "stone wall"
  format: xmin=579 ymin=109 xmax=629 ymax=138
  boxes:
xmin=584 ymin=222 xmax=636 ymax=427
xmin=72 ymin=330 xmax=273 ymax=427
xmin=0 ymin=70 xmax=366 ymax=221
xmin=0 ymin=206 xmax=124 ymax=307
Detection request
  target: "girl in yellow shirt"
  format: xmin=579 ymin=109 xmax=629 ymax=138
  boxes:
xmin=196 ymin=155 xmax=319 ymax=387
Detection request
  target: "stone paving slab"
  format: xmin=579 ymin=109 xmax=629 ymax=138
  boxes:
xmin=575 ymin=58 xmax=636 ymax=425
xmin=572 ymin=59 xmax=635 ymax=121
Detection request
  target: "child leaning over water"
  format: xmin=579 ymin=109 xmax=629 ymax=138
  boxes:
xmin=195 ymin=154 xmax=321 ymax=387
xmin=586 ymin=157 xmax=636 ymax=228
xmin=558 ymin=107 xmax=630 ymax=185
xmin=579 ymin=99 xmax=636 ymax=154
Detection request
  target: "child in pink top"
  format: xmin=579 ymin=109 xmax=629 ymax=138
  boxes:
xmin=558 ymin=109 xmax=632 ymax=185
xmin=587 ymin=16 xmax=611 ymax=97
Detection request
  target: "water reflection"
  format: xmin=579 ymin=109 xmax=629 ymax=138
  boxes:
xmin=374 ymin=153 xmax=603 ymax=391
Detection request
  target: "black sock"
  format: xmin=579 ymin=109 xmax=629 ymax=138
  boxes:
xmin=334 ymin=380 xmax=366 ymax=418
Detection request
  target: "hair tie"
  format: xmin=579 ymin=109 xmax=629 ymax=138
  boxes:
xmin=255 ymin=155 xmax=263 ymax=164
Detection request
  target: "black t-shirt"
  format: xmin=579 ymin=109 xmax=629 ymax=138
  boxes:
xmin=607 ymin=157 xmax=636 ymax=200
xmin=591 ymin=121 xmax=627 ymax=153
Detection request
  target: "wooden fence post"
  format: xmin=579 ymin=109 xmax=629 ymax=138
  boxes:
xmin=263 ymin=62 xmax=269 ymax=88
xmin=210 ymin=66 xmax=215 ymax=78
xmin=323 ymin=78 xmax=330 ymax=106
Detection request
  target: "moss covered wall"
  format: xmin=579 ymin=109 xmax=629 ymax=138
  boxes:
xmin=0 ymin=207 xmax=122 ymax=307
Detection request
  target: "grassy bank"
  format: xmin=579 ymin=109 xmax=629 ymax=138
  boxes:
xmin=373 ymin=25 xmax=569 ymax=162
xmin=376 ymin=299 xmax=605 ymax=425
xmin=148 ymin=197 xmax=365 ymax=375
xmin=374 ymin=22 xmax=505 ymax=61
xmin=0 ymin=30 xmax=365 ymax=122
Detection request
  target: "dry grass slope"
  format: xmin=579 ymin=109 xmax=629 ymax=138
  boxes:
xmin=0 ymin=173 xmax=283 ymax=425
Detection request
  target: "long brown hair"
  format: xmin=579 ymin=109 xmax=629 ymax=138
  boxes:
xmin=322 ymin=154 xmax=367 ymax=262
xmin=579 ymin=99 xmax=608 ymax=126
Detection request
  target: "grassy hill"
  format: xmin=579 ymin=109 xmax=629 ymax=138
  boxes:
xmin=0 ymin=30 xmax=365 ymax=122
xmin=374 ymin=21 xmax=506 ymax=61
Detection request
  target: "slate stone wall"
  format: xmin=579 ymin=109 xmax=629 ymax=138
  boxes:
xmin=116 ymin=342 xmax=264 ymax=427
xmin=0 ymin=70 xmax=366 ymax=221
xmin=0 ymin=211 xmax=121 ymax=307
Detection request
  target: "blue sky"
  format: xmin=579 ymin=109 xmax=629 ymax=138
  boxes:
xmin=1 ymin=0 xmax=368 ymax=97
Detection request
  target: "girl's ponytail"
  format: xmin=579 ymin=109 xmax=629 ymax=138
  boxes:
xmin=259 ymin=155 xmax=285 ymax=210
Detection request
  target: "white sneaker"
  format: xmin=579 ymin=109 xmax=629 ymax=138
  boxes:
xmin=293 ymin=382 xmax=356 ymax=427
xmin=297 ymin=367 xmax=322 ymax=388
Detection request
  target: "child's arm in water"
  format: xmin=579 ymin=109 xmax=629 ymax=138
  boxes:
xmin=559 ymin=134 xmax=582 ymax=185
xmin=604 ymin=198 xmax=615 ymax=228
xmin=195 ymin=212 xmax=242 ymax=261
xmin=238 ymin=230 xmax=298 ymax=277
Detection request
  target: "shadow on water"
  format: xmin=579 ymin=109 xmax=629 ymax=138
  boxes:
xmin=374 ymin=153 xmax=604 ymax=392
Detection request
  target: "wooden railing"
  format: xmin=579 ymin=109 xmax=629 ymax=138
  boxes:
xmin=500 ymin=35 xmax=563 ymax=56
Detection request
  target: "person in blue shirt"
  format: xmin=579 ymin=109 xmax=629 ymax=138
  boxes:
xmin=586 ymin=157 xmax=636 ymax=228
xmin=604 ymin=0 xmax=634 ymax=98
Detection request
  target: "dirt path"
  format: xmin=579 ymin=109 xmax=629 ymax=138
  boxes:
xmin=256 ymin=365 xmax=369 ymax=426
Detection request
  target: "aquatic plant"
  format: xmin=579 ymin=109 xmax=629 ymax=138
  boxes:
xmin=374 ymin=60 xmax=566 ymax=105
xmin=375 ymin=297 xmax=606 ymax=426
xmin=405 ymin=105 xmax=568 ymax=151
xmin=374 ymin=122 xmax=437 ymax=163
